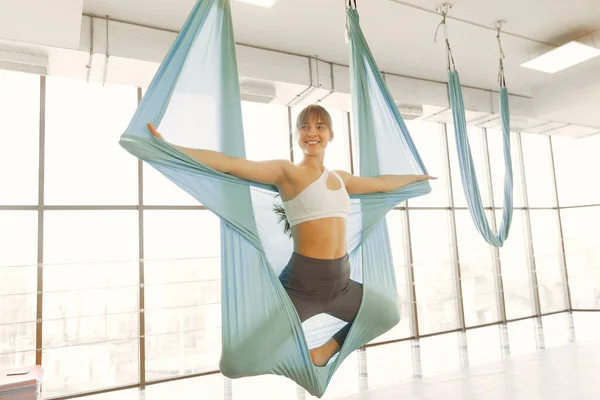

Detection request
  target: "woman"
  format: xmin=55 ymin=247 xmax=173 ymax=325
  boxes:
xmin=147 ymin=104 xmax=435 ymax=367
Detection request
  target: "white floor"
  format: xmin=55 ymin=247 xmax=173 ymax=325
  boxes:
xmin=340 ymin=340 xmax=600 ymax=400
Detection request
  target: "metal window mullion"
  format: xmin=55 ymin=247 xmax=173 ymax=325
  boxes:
xmin=480 ymin=128 xmax=507 ymax=324
xmin=440 ymin=123 xmax=468 ymax=368
xmin=403 ymin=208 xmax=421 ymax=379
xmin=35 ymin=75 xmax=46 ymax=365
xmin=516 ymin=133 xmax=542 ymax=319
xmin=346 ymin=111 xmax=355 ymax=175
xmin=548 ymin=136 xmax=573 ymax=312
xmin=136 ymin=88 xmax=146 ymax=388
xmin=288 ymin=106 xmax=294 ymax=163
xmin=441 ymin=125 xmax=466 ymax=328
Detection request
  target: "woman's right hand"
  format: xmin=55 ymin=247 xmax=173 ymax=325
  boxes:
xmin=147 ymin=123 xmax=164 ymax=140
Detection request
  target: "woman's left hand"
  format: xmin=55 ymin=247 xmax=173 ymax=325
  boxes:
xmin=416 ymin=174 xmax=437 ymax=182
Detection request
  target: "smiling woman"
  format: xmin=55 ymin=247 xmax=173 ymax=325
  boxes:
xmin=146 ymin=102 xmax=435 ymax=367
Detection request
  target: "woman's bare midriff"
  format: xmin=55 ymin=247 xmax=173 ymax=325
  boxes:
xmin=291 ymin=217 xmax=347 ymax=259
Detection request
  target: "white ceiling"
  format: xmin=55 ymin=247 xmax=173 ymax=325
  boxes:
xmin=82 ymin=0 xmax=600 ymax=96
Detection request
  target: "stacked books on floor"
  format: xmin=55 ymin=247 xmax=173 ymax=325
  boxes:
xmin=0 ymin=365 xmax=43 ymax=400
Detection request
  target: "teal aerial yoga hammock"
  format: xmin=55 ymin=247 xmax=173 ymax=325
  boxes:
xmin=119 ymin=0 xmax=430 ymax=396
xmin=437 ymin=13 xmax=513 ymax=247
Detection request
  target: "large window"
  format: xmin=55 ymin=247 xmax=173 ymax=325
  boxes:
xmin=552 ymin=135 xmax=600 ymax=207
xmin=455 ymin=210 xmax=499 ymax=326
xmin=144 ymin=211 xmax=221 ymax=379
xmin=521 ymin=134 xmax=557 ymax=208
xmin=44 ymin=77 xmax=138 ymax=206
xmin=561 ymin=207 xmax=600 ymax=309
xmin=3 ymin=68 xmax=599 ymax=400
xmin=0 ymin=211 xmax=38 ymax=371
xmin=42 ymin=210 xmax=139 ymax=397
xmin=0 ymin=70 xmax=40 ymax=205
xmin=410 ymin=210 xmax=458 ymax=335
xmin=529 ymin=210 xmax=568 ymax=313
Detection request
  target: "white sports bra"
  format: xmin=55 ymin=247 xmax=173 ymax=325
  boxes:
xmin=282 ymin=169 xmax=351 ymax=228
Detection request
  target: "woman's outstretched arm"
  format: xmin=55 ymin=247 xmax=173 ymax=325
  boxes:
xmin=335 ymin=170 xmax=436 ymax=195
xmin=147 ymin=123 xmax=291 ymax=186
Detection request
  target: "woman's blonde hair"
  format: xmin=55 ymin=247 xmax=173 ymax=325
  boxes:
xmin=273 ymin=104 xmax=334 ymax=237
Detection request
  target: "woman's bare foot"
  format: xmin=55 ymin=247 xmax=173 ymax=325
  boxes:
xmin=147 ymin=123 xmax=164 ymax=140
xmin=310 ymin=338 xmax=341 ymax=367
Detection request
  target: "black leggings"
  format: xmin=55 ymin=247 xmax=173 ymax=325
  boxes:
xmin=278 ymin=252 xmax=363 ymax=347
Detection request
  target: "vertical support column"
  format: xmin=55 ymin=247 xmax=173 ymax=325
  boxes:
xmin=480 ymin=129 xmax=508 ymax=326
xmin=481 ymin=128 xmax=512 ymax=358
xmin=516 ymin=134 xmax=543 ymax=317
xmin=288 ymin=107 xmax=294 ymax=163
xmin=548 ymin=136 xmax=574 ymax=315
xmin=136 ymin=88 xmax=147 ymax=388
xmin=358 ymin=347 xmax=368 ymax=392
xmin=411 ymin=339 xmax=422 ymax=380
xmin=35 ymin=76 xmax=46 ymax=366
xmin=224 ymin=377 xmax=233 ymax=400
xmin=403 ymin=209 xmax=421 ymax=379
xmin=346 ymin=112 xmax=355 ymax=175
xmin=516 ymin=133 xmax=545 ymax=349
xmin=499 ymin=323 xmax=510 ymax=360
xmin=440 ymin=125 xmax=467 ymax=328
xmin=440 ymin=124 xmax=468 ymax=369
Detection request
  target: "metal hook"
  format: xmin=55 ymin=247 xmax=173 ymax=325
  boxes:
xmin=496 ymin=20 xmax=507 ymax=87
xmin=434 ymin=3 xmax=452 ymax=43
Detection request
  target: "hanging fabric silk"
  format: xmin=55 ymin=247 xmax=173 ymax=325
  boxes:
xmin=119 ymin=0 xmax=430 ymax=396
xmin=437 ymin=9 xmax=514 ymax=247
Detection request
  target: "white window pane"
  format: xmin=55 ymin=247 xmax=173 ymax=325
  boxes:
xmin=552 ymin=135 xmax=600 ymax=206
xmin=366 ymin=341 xmax=413 ymax=389
xmin=487 ymin=130 xmax=524 ymax=208
xmin=573 ymin=311 xmax=600 ymax=343
xmin=243 ymin=101 xmax=290 ymax=161
xmin=43 ymin=313 xmax=138 ymax=348
xmin=143 ymin=211 xmax=220 ymax=260
xmin=447 ymin=125 xmax=491 ymax=208
xmin=45 ymin=77 xmax=138 ymax=205
xmin=466 ymin=325 xmax=502 ymax=367
xmin=410 ymin=210 xmax=458 ymax=335
xmin=44 ymin=286 xmax=137 ymax=321
xmin=0 ymin=70 xmax=39 ymax=205
xmin=529 ymin=210 xmax=567 ymax=313
xmin=145 ymin=258 xmax=220 ymax=286
xmin=497 ymin=210 xmax=534 ymax=319
xmin=0 ymin=320 xmax=36 ymax=366
xmin=521 ymin=134 xmax=556 ymax=207
xmin=44 ymin=261 xmax=138 ymax=292
xmin=542 ymin=313 xmax=571 ymax=348
xmin=507 ymin=318 xmax=537 ymax=357
xmin=408 ymin=120 xmax=449 ymax=207
xmin=0 ymin=350 xmax=36 ymax=371
xmin=143 ymin=165 xmax=200 ymax=206
xmin=232 ymin=374 xmax=297 ymax=400
xmin=0 ymin=211 xmax=37 ymax=267
xmin=42 ymin=340 xmax=138 ymax=397
xmin=0 ymin=266 xmax=36 ymax=296
xmin=145 ymin=330 xmax=220 ymax=380
xmin=561 ymin=207 xmax=600 ymax=309
xmin=145 ymin=374 xmax=224 ymax=400
xmin=144 ymin=211 xmax=222 ymax=378
xmin=371 ymin=211 xmax=412 ymax=343
xmin=420 ymin=332 xmax=460 ymax=377
xmin=455 ymin=210 xmax=499 ymax=326
xmin=0 ymin=294 xmax=36 ymax=325
xmin=43 ymin=211 xmax=138 ymax=264
xmin=292 ymin=107 xmax=350 ymax=172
